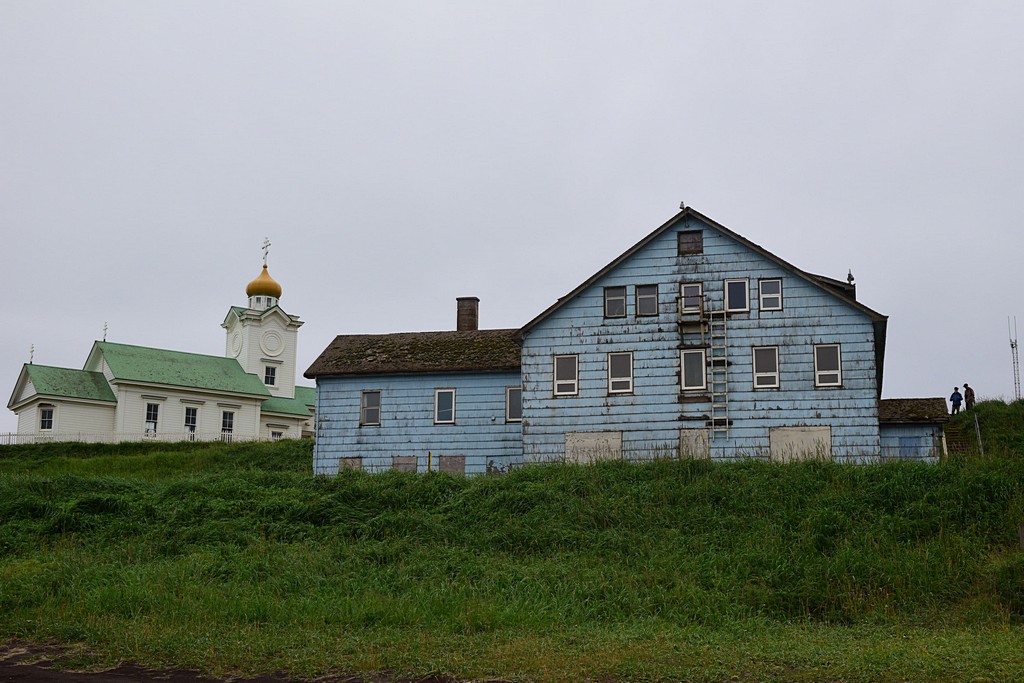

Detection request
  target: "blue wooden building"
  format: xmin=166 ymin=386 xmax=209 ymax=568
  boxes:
xmin=306 ymin=298 xmax=523 ymax=475
xmin=307 ymin=206 xmax=944 ymax=473
xmin=517 ymin=207 xmax=888 ymax=463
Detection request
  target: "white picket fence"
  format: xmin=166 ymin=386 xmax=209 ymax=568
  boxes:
xmin=0 ymin=431 xmax=280 ymax=446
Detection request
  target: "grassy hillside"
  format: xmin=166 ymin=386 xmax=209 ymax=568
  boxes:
xmin=1 ymin=403 xmax=1024 ymax=681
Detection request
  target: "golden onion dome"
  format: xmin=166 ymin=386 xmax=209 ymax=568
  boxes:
xmin=245 ymin=265 xmax=283 ymax=298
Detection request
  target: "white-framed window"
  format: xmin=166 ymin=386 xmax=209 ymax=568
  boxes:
xmin=434 ymin=389 xmax=456 ymax=424
xmin=679 ymin=283 xmax=703 ymax=314
xmin=255 ymin=296 xmax=263 ymax=305
xmin=271 ymin=431 xmax=283 ymax=441
xmin=506 ymin=387 xmax=522 ymax=422
xmin=264 ymin=366 xmax=276 ymax=386
xmin=725 ymin=279 xmax=749 ymax=313
xmin=753 ymin=347 xmax=780 ymax=388
xmin=759 ymin=279 xmax=782 ymax=311
xmin=221 ymin=411 xmax=234 ymax=441
xmin=554 ymin=355 xmax=579 ymax=396
xmin=604 ymin=286 xmax=627 ymax=318
xmin=184 ymin=407 xmax=198 ymax=440
xmin=39 ymin=406 xmax=54 ymax=431
xmin=681 ymin=349 xmax=707 ymax=391
xmin=814 ymin=344 xmax=843 ymax=387
xmin=145 ymin=403 xmax=159 ymax=435
xmin=636 ymin=285 xmax=658 ymax=317
xmin=608 ymin=352 xmax=633 ymax=394
xmin=678 ymin=230 xmax=703 ymax=255
xmin=360 ymin=390 xmax=381 ymax=426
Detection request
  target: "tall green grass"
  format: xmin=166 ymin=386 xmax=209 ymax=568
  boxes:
xmin=1 ymin=412 xmax=1024 ymax=681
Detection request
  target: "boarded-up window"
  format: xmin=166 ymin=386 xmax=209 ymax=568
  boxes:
xmin=392 ymin=456 xmax=417 ymax=472
xmin=678 ymin=230 xmax=703 ymax=255
xmin=769 ymin=426 xmax=832 ymax=462
xmin=439 ymin=455 xmax=465 ymax=474
xmin=339 ymin=457 xmax=362 ymax=471
xmin=565 ymin=431 xmax=623 ymax=464
xmin=679 ymin=429 xmax=710 ymax=459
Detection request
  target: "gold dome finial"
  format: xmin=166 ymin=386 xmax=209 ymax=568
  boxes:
xmin=245 ymin=237 xmax=282 ymax=298
xmin=246 ymin=265 xmax=282 ymax=298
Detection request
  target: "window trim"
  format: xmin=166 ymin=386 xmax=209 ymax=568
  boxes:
xmin=608 ymin=352 xmax=634 ymax=394
xmin=264 ymin=365 xmax=277 ymax=386
xmin=145 ymin=402 xmax=160 ymax=435
xmin=752 ymin=346 xmax=780 ymax=389
xmin=554 ymin=355 xmax=579 ymax=396
xmin=39 ymin=405 xmax=54 ymax=431
xmin=221 ymin=410 xmax=235 ymax=442
xmin=434 ymin=388 xmax=456 ymax=424
xmin=505 ymin=386 xmax=522 ymax=423
xmin=360 ymin=390 xmax=381 ymax=426
xmin=635 ymin=284 xmax=659 ymax=317
xmin=725 ymin=279 xmax=750 ymax=313
xmin=184 ymin=406 xmax=198 ymax=442
xmin=681 ymin=349 xmax=707 ymax=391
xmin=758 ymin=278 xmax=783 ymax=312
xmin=604 ymin=286 xmax=627 ymax=318
xmin=679 ymin=282 xmax=703 ymax=314
xmin=678 ymin=230 xmax=703 ymax=255
xmin=814 ymin=344 xmax=843 ymax=387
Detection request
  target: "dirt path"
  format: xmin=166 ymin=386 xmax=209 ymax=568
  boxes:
xmin=0 ymin=642 xmax=465 ymax=683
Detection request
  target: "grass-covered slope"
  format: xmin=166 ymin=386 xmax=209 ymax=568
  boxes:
xmin=1 ymin=404 xmax=1024 ymax=681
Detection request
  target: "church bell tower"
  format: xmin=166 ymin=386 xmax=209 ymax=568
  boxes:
xmin=222 ymin=238 xmax=303 ymax=399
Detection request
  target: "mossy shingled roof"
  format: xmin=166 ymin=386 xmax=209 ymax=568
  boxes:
xmin=22 ymin=365 xmax=116 ymax=402
xmin=305 ymin=329 xmax=521 ymax=378
xmin=879 ymin=398 xmax=949 ymax=423
xmin=95 ymin=341 xmax=270 ymax=396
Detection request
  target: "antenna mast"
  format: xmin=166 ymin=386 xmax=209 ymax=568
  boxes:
xmin=1011 ymin=317 xmax=1021 ymax=402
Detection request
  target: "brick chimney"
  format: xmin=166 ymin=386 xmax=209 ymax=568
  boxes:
xmin=457 ymin=297 xmax=479 ymax=331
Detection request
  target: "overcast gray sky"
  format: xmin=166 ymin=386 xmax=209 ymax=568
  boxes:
xmin=3 ymin=1 xmax=1022 ymax=433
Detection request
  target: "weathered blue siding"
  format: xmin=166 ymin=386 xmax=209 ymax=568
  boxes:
xmin=879 ymin=424 xmax=944 ymax=461
xmin=313 ymin=371 xmax=522 ymax=475
xmin=520 ymin=215 xmax=882 ymax=463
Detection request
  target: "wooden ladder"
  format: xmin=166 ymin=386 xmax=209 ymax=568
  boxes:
xmin=708 ymin=309 xmax=729 ymax=439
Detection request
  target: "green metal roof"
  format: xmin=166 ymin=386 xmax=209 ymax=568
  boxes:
xmin=261 ymin=386 xmax=316 ymax=417
xmin=95 ymin=341 xmax=270 ymax=397
xmin=294 ymin=385 xmax=316 ymax=406
xmin=23 ymin=365 xmax=116 ymax=402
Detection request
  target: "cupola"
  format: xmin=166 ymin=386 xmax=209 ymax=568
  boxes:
xmin=246 ymin=265 xmax=282 ymax=310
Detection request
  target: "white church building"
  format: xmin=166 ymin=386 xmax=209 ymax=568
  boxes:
xmin=5 ymin=256 xmax=315 ymax=444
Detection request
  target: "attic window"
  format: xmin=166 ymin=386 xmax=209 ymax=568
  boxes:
xmin=604 ymin=287 xmax=626 ymax=318
xmin=759 ymin=279 xmax=782 ymax=311
xmin=725 ymin=279 xmax=750 ymax=313
xmin=678 ymin=230 xmax=703 ymax=255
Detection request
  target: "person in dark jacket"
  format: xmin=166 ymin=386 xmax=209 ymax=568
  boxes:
xmin=964 ymin=383 xmax=976 ymax=410
xmin=950 ymin=387 xmax=963 ymax=414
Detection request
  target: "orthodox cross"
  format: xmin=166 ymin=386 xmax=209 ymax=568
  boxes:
xmin=103 ymin=322 xmax=108 ymax=342
xmin=29 ymin=344 xmax=34 ymax=364
xmin=262 ymin=237 xmax=271 ymax=266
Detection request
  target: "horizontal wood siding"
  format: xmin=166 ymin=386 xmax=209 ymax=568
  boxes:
xmin=314 ymin=371 xmax=522 ymax=475
xmin=880 ymin=424 xmax=944 ymax=461
xmin=521 ymin=216 xmax=881 ymax=462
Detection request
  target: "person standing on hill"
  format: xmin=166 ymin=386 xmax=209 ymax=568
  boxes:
xmin=964 ymin=383 xmax=976 ymax=410
xmin=950 ymin=387 xmax=963 ymax=414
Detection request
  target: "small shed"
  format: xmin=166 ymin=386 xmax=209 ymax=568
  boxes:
xmin=878 ymin=398 xmax=949 ymax=461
